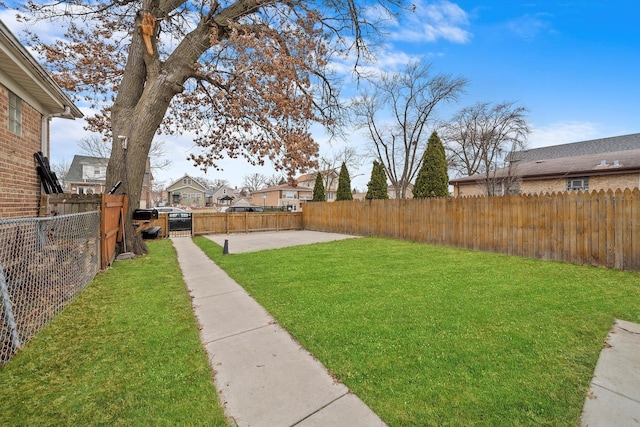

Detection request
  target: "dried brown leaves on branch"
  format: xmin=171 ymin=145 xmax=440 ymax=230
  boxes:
xmin=19 ymin=0 xmax=403 ymax=253
xmin=21 ymin=0 xmax=397 ymax=175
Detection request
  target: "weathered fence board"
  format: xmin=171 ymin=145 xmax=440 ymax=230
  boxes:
xmin=193 ymin=212 xmax=303 ymax=235
xmin=101 ymin=195 xmax=127 ymax=269
xmin=302 ymin=189 xmax=640 ymax=272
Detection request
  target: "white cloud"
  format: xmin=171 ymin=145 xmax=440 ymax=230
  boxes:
xmin=0 ymin=6 xmax=72 ymax=46
xmin=505 ymin=13 xmax=554 ymax=41
xmin=390 ymin=0 xmax=471 ymax=44
xmin=528 ymin=121 xmax=601 ymax=148
xmin=0 ymin=9 xmax=23 ymax=32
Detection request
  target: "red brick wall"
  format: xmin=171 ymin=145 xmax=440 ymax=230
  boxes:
xmin=0 ymin=84 xmax=45 ymax=218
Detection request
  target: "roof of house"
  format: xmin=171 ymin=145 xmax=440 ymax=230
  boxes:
xmin=66 ymin=155 xmax=108 ymax=184
xmin=296 ymin=170 xmax=339 ymax=183
xmin=508 ymin=133 xmax=640 ymax=163
xmin=452 ymin=134 xmax=640 ymax=184
xmin=207 ymin=185 xmax=236 ymax=198
xmin=256 ymin=184 xmax=313 ymax=194
xmin=0 ymin=19 xmax=82 ymax=118
xmin=167 ymin=174 xmax=207 ymax=192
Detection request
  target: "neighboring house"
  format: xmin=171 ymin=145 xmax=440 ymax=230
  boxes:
xmin=0 ymin=20 xmax=82 ymax=218
xmin=387 ymin=184 xmax=414 ymax=199
xmin=352 ymin=184 xmax=414 ymax=200
xmin=167 ymin=174 xmax=207 ymax=208
xmin=296 ymin=170 xmax=339 ymax=201
xmin=66 ymin=155 xmax=108 ymax=195
xmin=65 ymin=155 xmax=153 ymax=207
xmin=254 ymin=184 xmax=313 ymax=211
xmin=206 ymin=185 xmax=237 ymax=207
xmin=450 ymin=133 xmax=640 ymax=197
xmin=231 ymin=198 xmax=252 ymax=208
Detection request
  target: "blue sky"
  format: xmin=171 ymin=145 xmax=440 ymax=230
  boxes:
xmin=2 ymin=1 xmax=639 ymax=190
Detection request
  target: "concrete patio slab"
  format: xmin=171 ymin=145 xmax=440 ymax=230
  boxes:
xmin=204 ymin=230 xmax=359 ymax=254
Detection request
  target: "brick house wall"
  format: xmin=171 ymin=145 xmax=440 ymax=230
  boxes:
xmin=0 ymin=83 xmax=45 ymax=218
xmin=453 ymin=172 xmax=640 ymax=197
xmin=520 ymin=173 xmax=640 ymax=195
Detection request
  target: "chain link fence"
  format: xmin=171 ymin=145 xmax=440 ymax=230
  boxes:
xmin=0 ymin=212 xmax=100 ymax=365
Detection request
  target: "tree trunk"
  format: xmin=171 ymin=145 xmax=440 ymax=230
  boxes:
xmin=106 ymin=14 xmax=189 ymax=254
xmin=105 ymin=6 xmax=210 ymax=255
xmin=107 ymin=70 xmax=183 ymax=252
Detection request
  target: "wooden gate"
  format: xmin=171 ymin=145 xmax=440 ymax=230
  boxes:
xmin=101 ymin=195 xmax=127 ymax=269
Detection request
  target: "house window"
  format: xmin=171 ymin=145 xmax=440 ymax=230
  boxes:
xmin=8 ymin=91 xmax=22 ymax=135
xmin=183 ymin=178 xmax=191 ymax=185
xmin=567 ymin=177 xmax=589 ymax=191
xmin=489 ymin=180 xmax=520 ymax=196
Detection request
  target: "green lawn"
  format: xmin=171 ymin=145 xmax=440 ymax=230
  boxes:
xmin=194 ymin=236 xmax=640 ymax=426
xmin=0 ymin=240 xmax=228 ymax=426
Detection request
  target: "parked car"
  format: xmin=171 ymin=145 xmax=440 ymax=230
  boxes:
xmin=155 ymin=207 xmax=191 ymax=231
xmin=226 ymin=206 xmax=264 ymax=212
xmin=155 ymin=207 xmax=187 ymax=214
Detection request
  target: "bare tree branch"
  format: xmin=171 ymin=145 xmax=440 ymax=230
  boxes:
xmin=441 ymin=101 xmax=530 ymax=195
xmin=352 ymin=60 xmax=467 ymax=199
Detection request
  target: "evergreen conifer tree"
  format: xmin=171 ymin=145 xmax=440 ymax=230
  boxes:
xmin=312 ymin=172 xmax=326 ymax=201
xmin=413 ymin=131 xmax=449 ymax=198
xmin=366 ymin=161 xmax=389 ymax=199
xmin=336 ymin=162 xmax=353 ymax=201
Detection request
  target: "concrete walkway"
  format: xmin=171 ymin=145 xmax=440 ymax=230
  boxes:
xmin=171 ymin=235 xmax=384 ymax=427
xmin=581 ymin=319 xmax=640 ymax=426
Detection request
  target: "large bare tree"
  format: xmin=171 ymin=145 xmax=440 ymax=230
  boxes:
xmin=352 ymin=60 xmax=467 ymax=199
xmin=20 ymin=0 xmax=402 ymax=253
xmin=441 ymin=101 xmax=529 ymax=195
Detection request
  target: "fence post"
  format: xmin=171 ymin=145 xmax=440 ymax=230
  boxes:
xmin=0 ymin=262 xmax=21 ymax=352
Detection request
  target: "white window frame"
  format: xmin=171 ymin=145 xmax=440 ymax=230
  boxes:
xmin=567 ymin=177 xmax=589 ymax=191
xmin=8 ymin=91 xmax=22 ymax=136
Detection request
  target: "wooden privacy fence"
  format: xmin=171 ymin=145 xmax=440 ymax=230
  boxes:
xmin=193 ymin=212 xmax=303 ymax=235
xmin=302 ymin=188 xmax=640 ymax=272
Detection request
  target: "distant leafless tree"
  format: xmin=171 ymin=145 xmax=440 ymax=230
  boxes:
xmin=51 ymin=158 xmax=71 ymax=188
xmin=266 ymin=173 xmax=286 ymax=187
xmin=193 ymin=177 xmax=229 ymax=190
xmin=242 ymin=173 xmax=269 ymax=193
xmin=78 ymin=135 xmax=171 ymax=172
xmin=317 ymin=146 xmax=362 ymax=195
xmin=352 ymin=60 xmax=467 ymax=199
xmin=151 ymin=179 xmax=166 ymax=206
xmin=441 ymin=101 xmax=529 ymax=195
